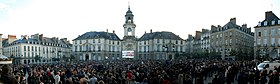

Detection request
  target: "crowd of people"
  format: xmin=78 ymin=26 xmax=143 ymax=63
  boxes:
xmin=0 ymin=59 xmax=280 ymax=84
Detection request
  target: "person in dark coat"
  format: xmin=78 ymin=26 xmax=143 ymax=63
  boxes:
xmin=0 ymin=65 xmax=19 ymax=84
xmin=212 ymin=75 xmax=221 ymax=84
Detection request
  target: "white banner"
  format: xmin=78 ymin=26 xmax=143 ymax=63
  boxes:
xmin=122 ymin=51 xmax=134 ymax=58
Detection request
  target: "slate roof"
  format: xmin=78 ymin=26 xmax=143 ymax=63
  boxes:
xmin=3 ymin=36 xmax=71 ymax=48
xmin=222 ymin=22 xmax=240 ymax=28
xmin=255 ymin=11 xmax=280 ymax=27
xmin=138 ymin=31 xmax=183 ymax=41
xmin=73 ymin=31 xmax=121 ymax=41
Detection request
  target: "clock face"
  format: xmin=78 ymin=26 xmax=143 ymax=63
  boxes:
xmin=128 ymin=28 xmax=132 ymax=32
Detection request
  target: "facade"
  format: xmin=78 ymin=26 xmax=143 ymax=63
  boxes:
xmin=193 ymin=31 xmax=202 ymax=54
xmin=138 ymin=30 xmax=185 ymax=60
xmin=73 ymin=6 xmax=185 ymax=61
xmin=185 ymin=29 xmax=210 ymax=59
xmin=0 ymin=34 xmax=2 ymax=55
xmin=210 ymin=18 xmax=254 ymax=60
xmin=186 ymin=35 xmax=194 ymax=58
xmin=72 ymin=31 xmax=122 ymax=61
xmin=254 ymin=11 xmax=280 ymax=60
xmin=2 ymin=34 xmax=71 ymax=64
xmin=201 ymin=29 xmax=210 ymax=53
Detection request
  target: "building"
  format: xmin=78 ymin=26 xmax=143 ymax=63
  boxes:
xmin=0 ymin=34 xmax=2 ymax=55
xmin=185 ymin=29 xmax=210 ymax=59
xmin=72 ymin=5 xmax=185 ymax=61
xmin=210 ymin=18 xmax=254 ymax=60
xmin=185 ymin=34 xmax=194 ymax=58
xmin=254 ymin=11 xmax=280 ymax=60
xmin=201 ymin=29 xmax=210 ymax=53
xmin=2 ymin=34 xmax=71 ymax=64
xmin=138 ymin=30 xmax=185 ymax=60
xmin=72 ymin=31 xmax=122 ymax=61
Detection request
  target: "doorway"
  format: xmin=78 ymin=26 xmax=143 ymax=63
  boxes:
xmin=85 ymin=54 xmax=89 ymax=61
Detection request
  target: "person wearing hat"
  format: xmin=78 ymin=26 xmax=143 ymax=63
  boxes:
xmin=0 ymin=64 xmax=19 ymax=84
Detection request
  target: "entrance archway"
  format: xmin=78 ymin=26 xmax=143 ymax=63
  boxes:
xmin=169 ymin=54 xmax=172 ymax=60
xmin=85 ymin=54 xmax=89 ymax=61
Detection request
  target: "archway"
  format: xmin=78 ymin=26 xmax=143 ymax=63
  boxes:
xmin=85 ymin=54 xmax=89 ymax=61
xmin=169 ymin=54 xmax=172 ymax=60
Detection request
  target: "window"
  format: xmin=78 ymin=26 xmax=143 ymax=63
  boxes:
xmin=264 ymin=30 xmax=268 ymax=36
xmin=272 ymin=21 xmax=275 ymax=25
xmin=93 ymin=39 xmax=95 ymax=43
xmin=278 ymin=39 xmax=280 ymax=46
xmin=229 ymin=39 xmax=232 ymax=45
xmin=264 ymin=38 xmax=267 ymax=45
xmin=28 ymin=46 xmax=30 ymax=51
xmin=112 ymin=46 xmax=115 ymax=52
xmin=271 ymin=28 xmax=275 ymax=36
xmin=157 ymin=45 xmax=160 ymax=51
xmin=258 ymin=32 xmax=261 ymax=37
xmin=220 ymin=33 xmax=222 ymax=38
xmin=230 ymin=32 xmax=232 ymax=36
xmin=79 ymin=40 xmax=82 ymax=44
xmin=278 ymin=20 xmax=280 ymax=24
xmin=98 ymin=39 xmax=101 ymax=43
xmin=278 ymin=29 xmax=280 ymax=36
xmin=225 ymin=40 xmax=228 ymax=45
xmin=32 ymin=46 xmax=34 ymax=51
xmin=79 ymin=46 xmax=82 ymax=51
xmin=75 ymin=46 xmax=77 ymax=51
xmin=98 ymin=46 xmax=101 ymax=51
xmin=216 ymin=34 xmax=218 ymax=38
xmin=24 ymin=46 xmax=26 ymax=51
xmin=264 ymin=21 xmax=267 ymax=26
xmin=35 ymin=47 xmax=37 ymax=51
xmin=157 ymin=39 xmax=159 ymax=43
xmin=271 ymin=38 xmax=275 ymax=46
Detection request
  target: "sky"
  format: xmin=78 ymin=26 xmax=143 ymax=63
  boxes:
xmin=0 ymin=0 xmax=280 ymax=42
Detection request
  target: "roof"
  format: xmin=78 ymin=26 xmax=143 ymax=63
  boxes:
xmin=138 ymin=31 xmax=183 ymax=41
xmin=3 ymin=36 xmax=71 ymax=48
xmin=73 ymin=31 xmax=121 ymax=41
xmin=255 ymin=11 xmax=280 ymax=27
xmin=223 ymin=22 xmax=240 ymax=28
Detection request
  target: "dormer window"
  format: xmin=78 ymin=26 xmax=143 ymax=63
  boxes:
xmin=264 ymin=21 xmax=267 ymax=26
xmin=258 ymin=22 xmax=261 ymax=26
xmin=272 ymin=21 xmax=275 ymax=25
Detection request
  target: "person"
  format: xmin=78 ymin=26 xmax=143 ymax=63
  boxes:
xmin=212 ymin=75 xmax=220 ymax=84
xmin=0 ymin=65 xmax=19 ymax=84
xmin=89 ymin=74 xmax=98 ymax=84
xmin=53 ymin=72 xmax=61 ymax=84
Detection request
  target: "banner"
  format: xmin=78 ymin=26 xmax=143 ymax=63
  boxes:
xmin=122 ymin=51 xmax=134 ymax=58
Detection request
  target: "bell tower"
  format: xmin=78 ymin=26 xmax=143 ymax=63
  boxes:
xmin=123 ymin=4 xmax=136 ymax=37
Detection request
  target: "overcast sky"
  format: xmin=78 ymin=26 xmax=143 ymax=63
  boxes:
xmin=0 ymin=0 xmax=279 ymax=41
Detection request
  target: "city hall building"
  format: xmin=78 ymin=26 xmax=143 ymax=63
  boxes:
xmin=72 ymin=6 xmax=185 ymax=61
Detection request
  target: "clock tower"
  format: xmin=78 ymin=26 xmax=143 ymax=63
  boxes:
xmin=122 ymin=4 xmax=138 ymax=59
xmin=123 ymin=5 xmax=136 ymax=37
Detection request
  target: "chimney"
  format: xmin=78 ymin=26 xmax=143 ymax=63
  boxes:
xmin=39 ymin=34 xmax=43 ymax=41
xmin=230 ymin=18 xmax=236 ymax=24
xmin=242 ymin=24 xmax=247 ymax=28
xmin=150 ymin=29 xmax=152 ymax=33
xmin=113 ymin=30 xmax=115 ymax=33
xmin=144 ymin=31 xmax=146 ymax=34
xmin=106 ymin=29 xmax=108 ymax=33
xmin=265 ymin=11 xmax=273 ymax=20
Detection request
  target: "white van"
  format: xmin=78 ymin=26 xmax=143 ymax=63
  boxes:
xmin=256 ymin=61 xmax=280 ymax=71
